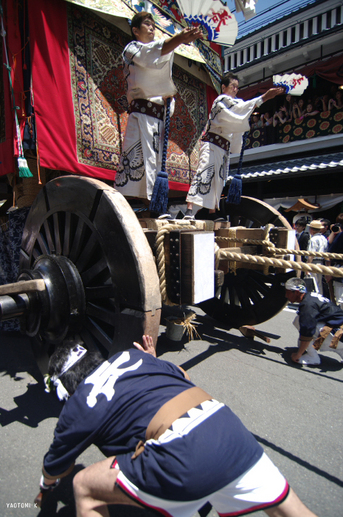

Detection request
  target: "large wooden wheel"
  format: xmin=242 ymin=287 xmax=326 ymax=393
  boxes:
xmin=199 ymin=196 xmax=295 ymax=329
xmin=19 ymin=176 xmax=161 ymax=358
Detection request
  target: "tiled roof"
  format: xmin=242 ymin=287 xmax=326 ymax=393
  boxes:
xmin=228 ymin=152 xmax=343 ymax=183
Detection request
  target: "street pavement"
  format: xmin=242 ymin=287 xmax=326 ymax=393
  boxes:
xmin=1 ymin=303 xmax=342 ymax=517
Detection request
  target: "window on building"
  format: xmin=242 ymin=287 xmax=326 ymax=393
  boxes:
xmin=308 ymin=18 xmax=313 ymax=37
xmin=283 ymin=31 xmax=287 ymax=47
xmin=300 ymin=23 xmax=304 ymax=39
xmin=291 ymin=26 xmax=296 ymax=42
xmin=326 ymin=10 xmax=331 ymax=28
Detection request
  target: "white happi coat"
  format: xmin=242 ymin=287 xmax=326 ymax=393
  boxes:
xmin=186 ymin=94 xmax=263 ymax=210
xmin=114 ymin=39 xmax=176 ymax=200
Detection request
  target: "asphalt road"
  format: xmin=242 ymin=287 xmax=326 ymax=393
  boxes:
xmin=1 ymin=304 xmax=343 ymax=517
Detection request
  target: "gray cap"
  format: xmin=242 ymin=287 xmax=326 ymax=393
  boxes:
xmin=285 ymin=277 xmax=307 ymax=292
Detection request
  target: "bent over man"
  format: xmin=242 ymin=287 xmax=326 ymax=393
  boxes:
xmin=285 ymin=277 xmax=343 ymax=366
xmin=38 ymin=335 xmax=317 ymax=517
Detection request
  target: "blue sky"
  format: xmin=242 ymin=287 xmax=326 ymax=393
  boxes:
xmin=231 ymin=0 xmax=317 ymax=38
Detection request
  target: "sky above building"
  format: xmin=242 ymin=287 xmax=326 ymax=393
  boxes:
xmin=232 ymin=0 xmax=317 ymax=38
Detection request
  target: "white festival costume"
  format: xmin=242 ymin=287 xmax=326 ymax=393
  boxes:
xmin=114 ymin=40 xmax=176 ymax=200
xmin=186 ymin=94 xmax=262 ymax=210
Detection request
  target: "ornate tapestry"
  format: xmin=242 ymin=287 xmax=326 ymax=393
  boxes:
xmin=67 ymin=4 xmax=207 ymax=186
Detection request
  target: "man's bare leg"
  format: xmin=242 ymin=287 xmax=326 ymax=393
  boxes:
xmin=73 ymin=457 xmax=145 ymax=517
xmin=264 ymin=488 xmax=318 ymax=517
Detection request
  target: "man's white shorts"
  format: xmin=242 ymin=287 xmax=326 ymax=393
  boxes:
xmin=114 ymin=452 xmax=289 ymax=517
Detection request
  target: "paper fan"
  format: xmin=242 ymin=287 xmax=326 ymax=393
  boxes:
xmin=176 ymin=0 xmax=238 ymax=46
xmin=273 ymin=73 xmax=309 ymax=96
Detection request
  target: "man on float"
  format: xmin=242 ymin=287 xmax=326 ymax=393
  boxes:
xmin=185 ymin=72 xmax=285 ymax=218
xmin=114 ymin=12 xmax=202 ymax=205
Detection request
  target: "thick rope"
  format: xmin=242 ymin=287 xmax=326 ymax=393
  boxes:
xmin=215 ymin=236 xmax=343 ymax=261
xmin=217 ymin=250 xmax=343 ymax=278
xmin=265 ymin=247 xmax=343 ymax=260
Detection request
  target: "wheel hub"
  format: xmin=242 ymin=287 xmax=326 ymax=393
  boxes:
xmin=18 ymin=255 xmax=86 ymax=344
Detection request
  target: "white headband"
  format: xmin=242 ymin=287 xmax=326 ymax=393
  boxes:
xmin=45 ymin=344 xmax=87 ymax=401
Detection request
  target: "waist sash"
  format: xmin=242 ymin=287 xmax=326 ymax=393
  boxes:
xmin=132 ymin=386 xmax=212 ymax=459
xmin=202 ymin=132 xmax=230 ymax=151
xmin=129 ymin=98 xmax=164 ymax=120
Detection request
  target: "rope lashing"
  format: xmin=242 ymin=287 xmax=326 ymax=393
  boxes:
xmin=215 ymin=236 xmax=343 ymax=261
xmin=216 ymin=250 xmax=343 ymax=278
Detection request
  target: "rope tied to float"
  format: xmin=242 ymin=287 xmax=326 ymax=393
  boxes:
xmin=217 ymin=250 xmax=343 ymax=278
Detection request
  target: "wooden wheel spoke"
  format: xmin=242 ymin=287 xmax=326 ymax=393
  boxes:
xmin=42 ymin=219 xmax=55 ymax=255
xmin=63 ymin=212 xmax=72 ymax=257
xmin=86 ymin=302 xmax=116 ymax=326
xmin=85 ymin=317 xmax=114 ymax=351
xmin=234 ymin=285 xmax=253 ymax=310
xmin=81 ymin=257 xmax=110 ymax=287
xmin=36 ymin=231 xmax=49 ymax=257
xmin=85 ymin=285 xmax=116 ymax=301
xmin=68 ymin=217 xmax=88 ymax=264
xmin=75 ymin=232 xmax=100 ymax=273
xmin=52 ymin=213 xmax=62 ymax=255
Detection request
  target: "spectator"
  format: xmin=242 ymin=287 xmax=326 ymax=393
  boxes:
xmin=320 ymin=218 xmax=331 ymax=239
xmin=328 ymin=90 xmax=343 ymax=111
xmin=292 ymin=98 xmax=306 ymax=119
xmin=282 ymin=93 xmax=293 ymax=122
xmin=303 ymin=102 xmax=319 ymax=118
xmin=326 ymin=214 xmax=343 ymax=309
xmin=251 ymin=112 xmax=263 ymax=129
xmin=306 ymin=220 xmax=328 ymax=295
xmin=295 ymin=217 xmax=310 ymax=251
xmin=273 ymin=108 xmax=287 ymax=126
xmin=261 ymin=112 xmax=273 ymax=126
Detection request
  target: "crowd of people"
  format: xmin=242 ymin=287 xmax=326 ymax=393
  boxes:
xmin=294 ymin=213 xmax=343 ymax=308
xmin=250 ymin=88 xmax=343 ymax=131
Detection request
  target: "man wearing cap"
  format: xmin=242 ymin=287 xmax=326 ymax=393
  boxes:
xmin=306 ymin=220 xmax=328 ymax=295
xmin=285 ymin=277 xmax=343 ymax=366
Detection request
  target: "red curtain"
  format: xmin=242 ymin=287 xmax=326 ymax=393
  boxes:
xmin=0 ymin=0 xmax=24 ymax=176
xmin=28 ymin=0 xmax=114 ymax=180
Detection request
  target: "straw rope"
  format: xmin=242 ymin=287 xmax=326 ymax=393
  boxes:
xmin=216 ymin=250 xmax=343 ymax=277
